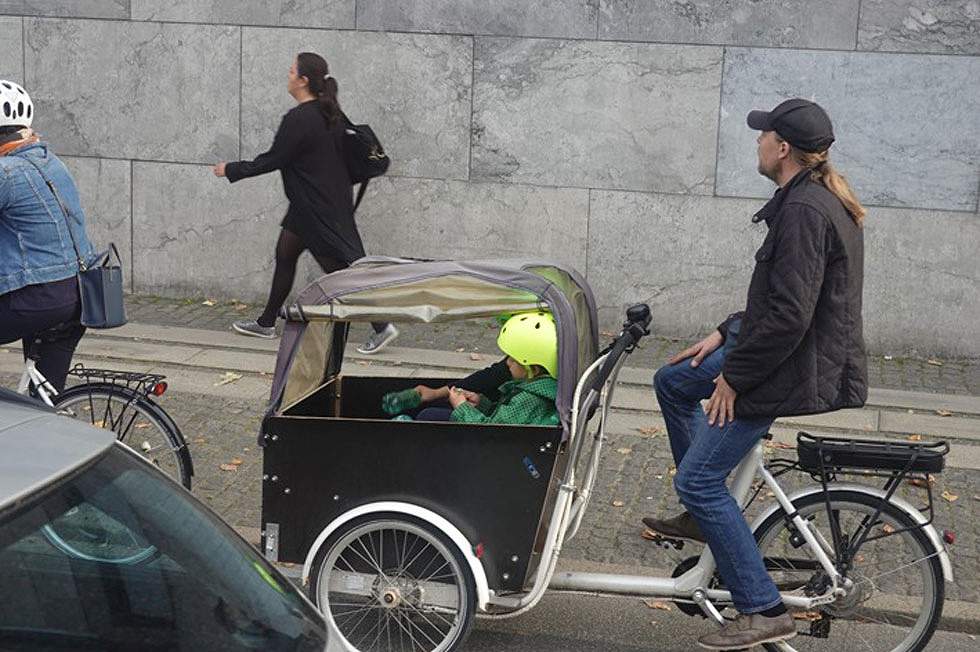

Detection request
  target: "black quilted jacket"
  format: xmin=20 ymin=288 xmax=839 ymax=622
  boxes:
xmin=721 ymin=170 xmax=868 ymax=418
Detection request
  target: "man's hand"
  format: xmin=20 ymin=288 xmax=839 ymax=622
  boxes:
xmin=212 ymin=162 xmax=226 ymax=177
xmin=668 ymin=330 xmax=724 ymax=368
xmin=705 ymin=374 xmax=737 ymax=427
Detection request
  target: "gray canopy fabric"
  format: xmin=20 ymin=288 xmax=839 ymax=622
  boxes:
xmin=268 ymin=257 xmax=598 ymax=438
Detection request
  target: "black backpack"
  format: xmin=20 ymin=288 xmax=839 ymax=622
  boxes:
xmin=342 ymin=113 xmax=390 ymax=212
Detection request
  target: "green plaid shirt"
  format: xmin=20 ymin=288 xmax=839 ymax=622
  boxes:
xmin=451 ymin=377 xmax=558 ymax=426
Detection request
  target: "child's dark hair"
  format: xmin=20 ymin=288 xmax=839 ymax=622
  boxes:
xmin=296 ymin=52 xmax=342 ymax=128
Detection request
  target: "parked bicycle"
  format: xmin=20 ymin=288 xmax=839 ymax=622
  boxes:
xmin=17 ymin=325 xmax=193 ymax=491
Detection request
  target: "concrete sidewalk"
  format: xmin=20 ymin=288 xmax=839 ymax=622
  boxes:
xmin=3 ymin=300 xmax=980 ymax=624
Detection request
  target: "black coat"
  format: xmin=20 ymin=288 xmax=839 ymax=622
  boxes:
xmin=226 ymin=101 xmax=365 ymax=263
xmin=722 ymin=170 xmax=868 ymax=418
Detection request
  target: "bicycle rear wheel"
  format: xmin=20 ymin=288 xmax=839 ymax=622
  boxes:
xmin=55 ymin=383 xmax=192 ymax=490
xmin=753 ymin=490 xmax=944 ymax=652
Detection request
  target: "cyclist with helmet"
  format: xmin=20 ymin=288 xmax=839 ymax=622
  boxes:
xmin=0 ymin=81 xmax=97 ymax=391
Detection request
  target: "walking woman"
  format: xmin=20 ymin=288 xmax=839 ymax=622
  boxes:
xmin=213 ymin=52 xmax=398 ymax=354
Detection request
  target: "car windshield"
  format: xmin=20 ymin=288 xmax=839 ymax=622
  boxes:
xmin=0 ymin=444 xmax=327 ymax=651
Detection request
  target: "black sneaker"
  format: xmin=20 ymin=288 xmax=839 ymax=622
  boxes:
xmin=356 ymin=324 xmax=399 ymax=355
xmin=232 ymin=319 xmax=276 ymax=339
xmin=641 ymin=511 xmax=705 ymax=543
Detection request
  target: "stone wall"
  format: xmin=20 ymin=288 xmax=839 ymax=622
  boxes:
xmin=1 ymin=1 xmax=977 ymax=356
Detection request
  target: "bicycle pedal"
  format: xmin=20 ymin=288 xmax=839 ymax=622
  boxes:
xmin=641 ymin=529 xmax=685 ymax=550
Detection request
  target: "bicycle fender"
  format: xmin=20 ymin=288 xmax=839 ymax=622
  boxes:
xmin=750 ymin=483 xmax=953 ymax=582
xmin=301 ymin=500 xmax=491 ymax=610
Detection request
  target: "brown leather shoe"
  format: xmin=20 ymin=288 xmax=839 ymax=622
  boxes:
xmin=698 ymin=612 xmax=797 ymax=650
xmin=641 ymin=511 xmax=705 ymax=543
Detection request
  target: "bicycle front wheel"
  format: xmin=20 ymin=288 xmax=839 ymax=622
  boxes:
xmin=55 ymin=383 xmax=192 ymax=490
xmin=754 ymin=490 xmax=944 ymax=652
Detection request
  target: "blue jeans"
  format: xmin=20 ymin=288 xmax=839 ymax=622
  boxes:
xmin=652 ymin=324 xmax=782 ymax=613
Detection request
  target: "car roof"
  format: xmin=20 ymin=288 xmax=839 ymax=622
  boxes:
xmin=0 ymin=390 xmax=115 ymax=513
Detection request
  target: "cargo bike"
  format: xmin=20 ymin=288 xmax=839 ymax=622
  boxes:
xmin=258 ymin=258 xmax=952 ymax=652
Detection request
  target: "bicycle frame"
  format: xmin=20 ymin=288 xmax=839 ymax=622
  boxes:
xmin=485 ymin=350 xmax=845 ymax=624
xmin=17 ymin=358 xmax=58 ymax=407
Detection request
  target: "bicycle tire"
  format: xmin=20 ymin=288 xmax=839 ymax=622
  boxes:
xmin=753 ymin=489 xmax=944 ymax=652
xmin=54 ymin=383 xmax=192 ymax=490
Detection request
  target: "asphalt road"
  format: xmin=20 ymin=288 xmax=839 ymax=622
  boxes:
xmin=463 ymin=591 xmax=978 ymax=652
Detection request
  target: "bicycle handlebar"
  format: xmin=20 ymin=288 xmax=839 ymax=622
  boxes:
xmin=591 ymin=303 xmax=651 ymax=393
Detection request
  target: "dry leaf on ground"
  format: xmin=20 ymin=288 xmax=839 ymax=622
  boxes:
xmin=455 ymin=347 xmax=466 ymax=353
xmin=644 ymin=600 xmax=672 ymax=611
xmin=636 ymin=426 xmax=661 ymax=436
xmin=668 ymin=467 xmax=677 ymax=477
xmin=219 ymin=463 xmax=239 ymax=472
xmin=883 ymin=355 xmax=894 ymax=361
xmin=214 ymin=371 xmax=243 ymax=386
xmin=469 ymin=353 xmax=483 ymax=361
xmin=926 ymin=358 xmax=944 ymax=367
xmin=356 ymin=360 xmax=368 ymax=366
xmin=611 ymin=500 xmax=625 ymax=507
xmin=600 ymin=330 xmax=617 ymax=338
xmin=230 ymin=458 xmax=244 ymax=465
xmin=615 ymin=447 xmax=633 ymax=455
xmin=202 ymin=299 xmax=216 ymax=306
xmin=233 ymin=303 xmax=248 ymax=311
xmin=882 ymin=524 xmax=896 ymax=534
xmin=135 ymin=422 xmax=150 ymax=429
xmin=193 ymin=437 xmax=207 ymax=444
xmin=765 ymin=440 xmax=794 ymax=450
xmin=941 ymin=490 xmax=959 ymax=503
xmin=907 ymin=434 xmax=923 ymax=442
xmin=936 ymin=409 xmax=954 ymax=417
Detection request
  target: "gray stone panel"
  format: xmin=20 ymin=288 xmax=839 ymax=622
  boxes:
xmin=599 ymin=0 xmax=861 ymax=49
xmin=587 ymin=190 xmax=765 ymax=333
xmin=241 ymin=27 xmax=471 ymax=180
xmin=472 ymin=38 xmax=721 ymax=193
xmin=24 ymin=18 xmax=239 ymax=163
xmin=864 ymin=206 xmax=980 ymax=357
xmin=354 ymin=177 xmax=590 ymax=271
xmin=2 ymin=1 xmax=129 ymax=18
xmin=716 ymin=48 xmax=980 ymax=212
xmin=61 ymin=156 xmax=132 ymax=288
xmin=131 ymin=1 xmax=354 ymax=29
xmin=858 ymin=0 xmax=980 ymax=54
xmin=356 ymin=0 xmax=598 ymax=39
xmin=0 ymin=17 xmax=22 ymax=83
xmin=132 ymin=161 xmax=287 ymax=299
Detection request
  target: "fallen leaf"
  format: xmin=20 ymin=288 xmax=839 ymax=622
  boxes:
xmin=230 ymin=458 xmax=244 ymax=465
xmin=882 ymin=524 xmax=896 ymax=534
xmin=600 ymin=330 xmax=617 ymax=338
xmin=908 ymin=477 xmax=930 ymax=488
xmin=973 ymin=495 xmax=980 ymax=502
xmin=469 ymin=353 xmax=483 ymax=361
xmin=926 ymin=358 xmax=944 ymax=367
xmin=636 ymin=426 xmax=661 ymax=436
xmin=907 ymin=434 xmax=923 ymax=442
xmin=233 ymin=303 xmax=248 ymax=311
xmin=356 ymin=360 xmax=368 ymax=366
xmin=455 ymin=347 xmax=466 ymax=353
xmin=765 ymin=440 xmax=794 ymax=450
xmin=644 ymin=600 xmax=672 ymax=611
xmin=936 ymin=409 xmax=953 ymax=417
xmin=793 ymin=611 xmax=822 ymax=622
xmin=219 ymin=463 xmax=239 ymax=472
xmin=135 ymin=422 xmax=150 ymax=429
xmin=941 ymin=490 xmax=958 ymax=503
xmin=668 ymin=466 xmax=677 ymax=477
xmin=202 ymin=299 xmax=216 ymax=306
xmin=654 ymin=475 xmax=664 ymax=480
xmin=615 ymin=447 xmax=633 ymax=455
xmin=883 ymin=355 xmax=894 ymax=361
xmin=611 ymin=500 xmax=625 ymax=507
xmin=193 ymin=437 xmax=207 ymax=444
xmin=243 ymin=447 xmax=250 ymax=452
xmin=214 ymin=371 xmax=243 ymax=386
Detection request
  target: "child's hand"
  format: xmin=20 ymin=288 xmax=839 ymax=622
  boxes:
xmin=447 ymin=387 xmax=468 ymax=409
xmin=457 ymin=389 xmax=481 ymax=406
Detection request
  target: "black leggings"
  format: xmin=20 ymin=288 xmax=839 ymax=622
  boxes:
xmin=258 ymin=229 xmax=386 ymax=333
xmin=0 ymin=285 xmax=85 ymax=393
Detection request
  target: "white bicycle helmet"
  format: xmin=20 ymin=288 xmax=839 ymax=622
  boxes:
xmin=0 ymin=80 xmax=33 ymax=129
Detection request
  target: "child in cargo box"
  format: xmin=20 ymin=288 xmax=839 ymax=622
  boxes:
xmin=382 ymin=311 xmax=559 ymax=427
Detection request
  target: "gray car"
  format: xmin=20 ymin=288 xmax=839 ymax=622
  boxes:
xmin=0 ymin=388 xmax=334 ymax=651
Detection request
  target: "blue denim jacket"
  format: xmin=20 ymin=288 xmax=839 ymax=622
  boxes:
xmin=0 ymin=142 xmax=96 ymax=295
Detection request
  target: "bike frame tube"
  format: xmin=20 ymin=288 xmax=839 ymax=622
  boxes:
xmin=19 ymin=359 xmax=57 ymax=407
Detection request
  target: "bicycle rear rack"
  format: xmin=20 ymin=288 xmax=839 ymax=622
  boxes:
xmin=66 ymin=364 xmax=168 ymax=397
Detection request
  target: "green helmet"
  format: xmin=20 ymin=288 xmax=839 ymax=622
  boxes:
xmin=497 ymin=311 xmax=558 ymax=379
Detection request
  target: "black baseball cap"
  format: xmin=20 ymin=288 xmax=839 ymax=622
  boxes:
xmin=747 ymin=98 xmax=835 ymax=153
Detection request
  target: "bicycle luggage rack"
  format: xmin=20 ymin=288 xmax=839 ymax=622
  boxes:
xmin=795 ymin=431 xmax=950 ymax=547
xmin=66 ymin=364 xmax=168 ymax=397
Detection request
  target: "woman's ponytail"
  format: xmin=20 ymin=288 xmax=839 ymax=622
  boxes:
xmin=296 ymin=52 xmax=342 ymax=128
